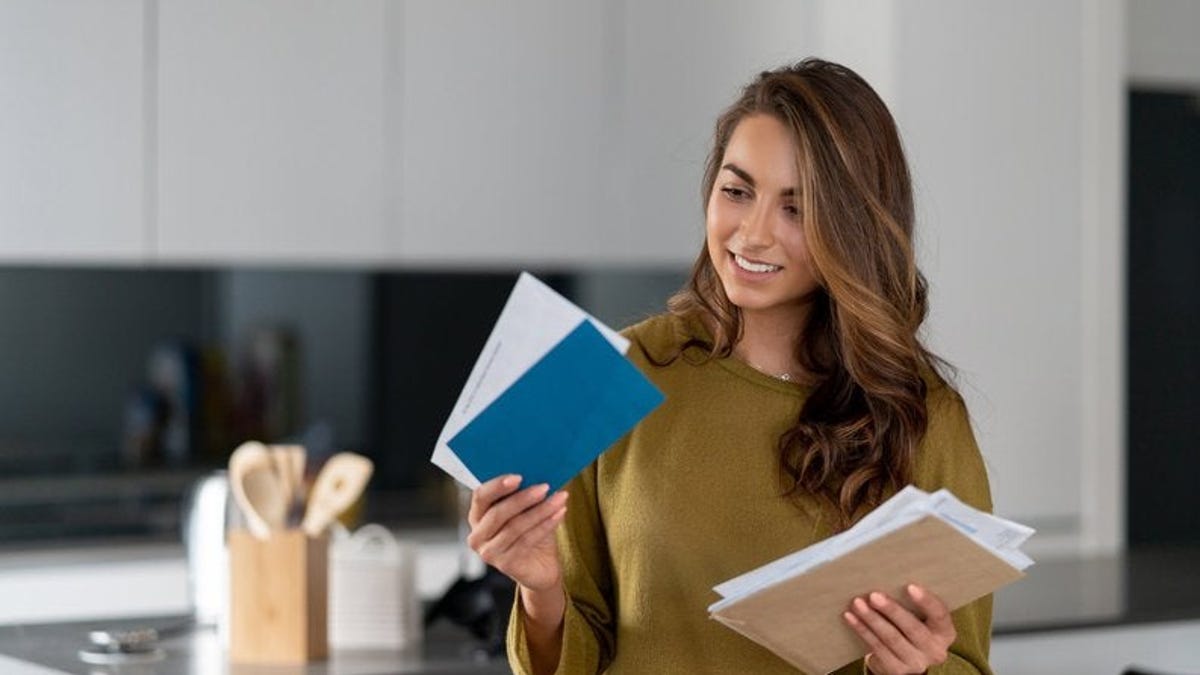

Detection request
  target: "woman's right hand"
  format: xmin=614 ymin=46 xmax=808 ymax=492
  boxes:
xmin=467 ymin=474 xmax=569 ymax=592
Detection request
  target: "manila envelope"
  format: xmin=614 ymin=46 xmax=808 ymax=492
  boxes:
xmin=710 ymin=515 xmax=1025 ymax=674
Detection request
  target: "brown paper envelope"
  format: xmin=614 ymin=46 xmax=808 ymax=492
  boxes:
xmin=710 ymin=515 xmax=1025 ymax=674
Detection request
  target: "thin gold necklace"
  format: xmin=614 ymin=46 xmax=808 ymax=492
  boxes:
xmin=749 ymin=361 xmax=794 ymax=382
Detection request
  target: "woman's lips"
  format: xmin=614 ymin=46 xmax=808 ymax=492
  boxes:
xmin=731 ymin=251 xmax=783 ymax=274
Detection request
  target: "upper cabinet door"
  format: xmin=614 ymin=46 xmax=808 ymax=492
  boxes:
xmin=0 ymin=1 xmax=148 ymax=262
xmin=156 ymin=1 xmax=395 ymax=264
xmin=398 ymin=0 xmax=611 ymax=267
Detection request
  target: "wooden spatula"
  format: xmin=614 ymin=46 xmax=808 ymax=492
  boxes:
xmin=301 ymin=452 xmax=373 ymax=537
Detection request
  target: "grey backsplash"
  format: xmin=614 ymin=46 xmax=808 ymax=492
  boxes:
xmin=0 ymin=266 xmax=686 ymax=544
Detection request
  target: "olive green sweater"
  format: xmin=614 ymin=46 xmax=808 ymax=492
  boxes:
xmin=508 ymin=313 xmax=994 ymax=674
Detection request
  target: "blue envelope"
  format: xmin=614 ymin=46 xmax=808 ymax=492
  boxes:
xmin=447 ymin=319 xmax=663 ymax=492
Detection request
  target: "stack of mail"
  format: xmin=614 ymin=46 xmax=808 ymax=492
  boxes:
xmin=709 ymin=486 xmax=1034 ymax=674
xmin=432 ymin=272 xmax=664 ymax=491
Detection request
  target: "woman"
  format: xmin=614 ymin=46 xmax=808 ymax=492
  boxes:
xmin=468 ymin=58 xmax=994 ymax=674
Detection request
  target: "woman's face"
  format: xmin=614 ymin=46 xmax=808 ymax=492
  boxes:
xmin=706 ymin=114 xmax=819 ymax=321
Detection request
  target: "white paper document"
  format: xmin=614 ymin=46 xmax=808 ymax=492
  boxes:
xmin=430 ymin=272 xmax=629 ymax=489
xmin=709 ymin=486 xmax=1035 ymax=612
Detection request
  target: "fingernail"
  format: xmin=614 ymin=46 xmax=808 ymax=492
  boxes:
xmin=843 ymin=611 xmax=857 ymax=625
xmin=854 ymin=597 xmax=869 ymax=612
xmin=504 ymin=475 xmax=522 ymax=488
xmin=908 ymin=584 xmax=924 ymax=600
xmin=553 ymin=490 xmax=569 ymax=503
xmin=870 ymin=592 xmax=886 ymax=607
xmin=535 ymin=483 xmax=551 ymax=496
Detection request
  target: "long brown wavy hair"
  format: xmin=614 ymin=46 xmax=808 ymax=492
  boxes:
xmin=668 ymin=58 xmax=955 ymax=529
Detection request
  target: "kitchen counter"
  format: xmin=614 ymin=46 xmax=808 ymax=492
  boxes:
xmin=993 ymin=544 xmax=1200 ymax=635
xmin=0 ymin=615 xmax=511 ymax=675
xmin=2 ymin=544 xmax=1197 ymax=673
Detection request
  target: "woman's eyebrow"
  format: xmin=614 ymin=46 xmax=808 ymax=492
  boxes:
xmin=722 ymin=162 xmax=756 ymax=187
xmin=722 ymin=163 xmax=796 ymax=197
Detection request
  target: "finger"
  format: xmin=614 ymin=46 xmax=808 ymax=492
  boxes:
xmin=850 ymin=596 xmax=925 ymax=671
xmin=843 ymin=610 xmax=905 ymax=674
xmin=477 ymin=491 xmax=568 ymax=562
xmin=867 ymin=591 xmax=943 ymax=659
xmin=468 ymin=474 xmax=522 ymax=526
xmin=907 ymin=584 xmax=956 ymax=641
xmin=492 ymin=505 xmax=568 ymax=568
xmin=468 ymin=483 xmax=551 ymax=549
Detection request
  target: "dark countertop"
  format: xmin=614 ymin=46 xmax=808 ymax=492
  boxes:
xmin=0 ymin=616 xmax=511 ymax=675
xmin=993 ymin=545 xmax=1200 ymax=635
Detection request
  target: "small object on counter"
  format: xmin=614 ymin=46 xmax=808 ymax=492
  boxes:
xmin=329 ymin=524 xmax=421 ymax=650
xmin=77 ymin=620 xmax=193 ymax=665
xmin=181 ymin=470 xmax=231 ymax=626
xmin=228 ymin=529 xmax=329 ymax=663
xmin=301 ymin=452 xmax=373 ymax=537
xmin=424 ymin=567 xmax=515 ymax=660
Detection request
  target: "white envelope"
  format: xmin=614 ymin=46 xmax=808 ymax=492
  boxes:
xmin=430 ymin=272 xmax=629 ymax=489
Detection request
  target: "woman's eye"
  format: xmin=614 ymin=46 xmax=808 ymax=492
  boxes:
xmin=783 ymin=204 xmax=800 ymax=218
xmin=721 ymin=186 xmax=750 ymax=201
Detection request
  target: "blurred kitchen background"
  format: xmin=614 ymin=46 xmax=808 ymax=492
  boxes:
xmin=0 ymin=0 xmax=1198 ymax=673
xmin=0 ymin=266 xmax=684 ymax=541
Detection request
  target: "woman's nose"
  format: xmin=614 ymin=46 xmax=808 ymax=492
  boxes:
xmin=738 ymin=205 xmax=774 ymax=248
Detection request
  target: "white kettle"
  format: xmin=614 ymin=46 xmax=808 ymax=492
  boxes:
xmin=180 ymin=470 xmax=230 ymax=626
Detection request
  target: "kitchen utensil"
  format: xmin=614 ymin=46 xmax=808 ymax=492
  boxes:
xmin=271 ymin=444 xmax=307 ymax=527
xmin=243 ymin=466 xmax=287 ymax=529
xmin=266 ymin=445 xmax=293 ymax=522
xmin=229 ymin=441 xmax=284 ymax=539
xmin=301 ymin=452 xmax=373 ymax=537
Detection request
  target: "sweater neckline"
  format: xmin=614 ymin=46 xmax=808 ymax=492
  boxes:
xmin=715 ymin=356 xmax=814 ymax=397
xmin=675 ymin=312 xmax=814 ymax=397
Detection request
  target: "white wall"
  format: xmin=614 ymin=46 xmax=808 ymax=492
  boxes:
xmin=1128 ymin=0 xmax=1200 ymax=89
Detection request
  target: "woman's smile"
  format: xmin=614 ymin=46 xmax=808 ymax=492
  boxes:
xmin=731 ymin=251 xmax=784 ymax=275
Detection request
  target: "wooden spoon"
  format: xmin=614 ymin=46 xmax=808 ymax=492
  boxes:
xmin=301 ymin=452 xmax=373 ymax=537
xmin=229 ymin=441 xmax=286 ymax=539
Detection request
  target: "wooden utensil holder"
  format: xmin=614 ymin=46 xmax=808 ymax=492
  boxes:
xmin=229 ymin=529 xmax=329 ymax=663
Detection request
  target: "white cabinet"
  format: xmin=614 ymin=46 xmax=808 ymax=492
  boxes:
xmin=399 ymin=0 xmax=814 ymax=267
xmin=0 ymin=1 xmax=148 ymax=262
xmin=156 ymin=1 xmax=395 ymax=264
xmin=886 ymin=1 xmax=1121 ymax=555
xmin=397 ymin=0 xmax=611 ymax=266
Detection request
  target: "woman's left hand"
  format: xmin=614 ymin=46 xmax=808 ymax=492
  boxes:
xmin=842 ymin=583 xmax=956 ymax=675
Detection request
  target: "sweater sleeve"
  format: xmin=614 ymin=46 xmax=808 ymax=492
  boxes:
xmin=507 ymin=458 xmax=616 ymax=675
xmin=913 ymin=384 xmax=997 ymax=675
